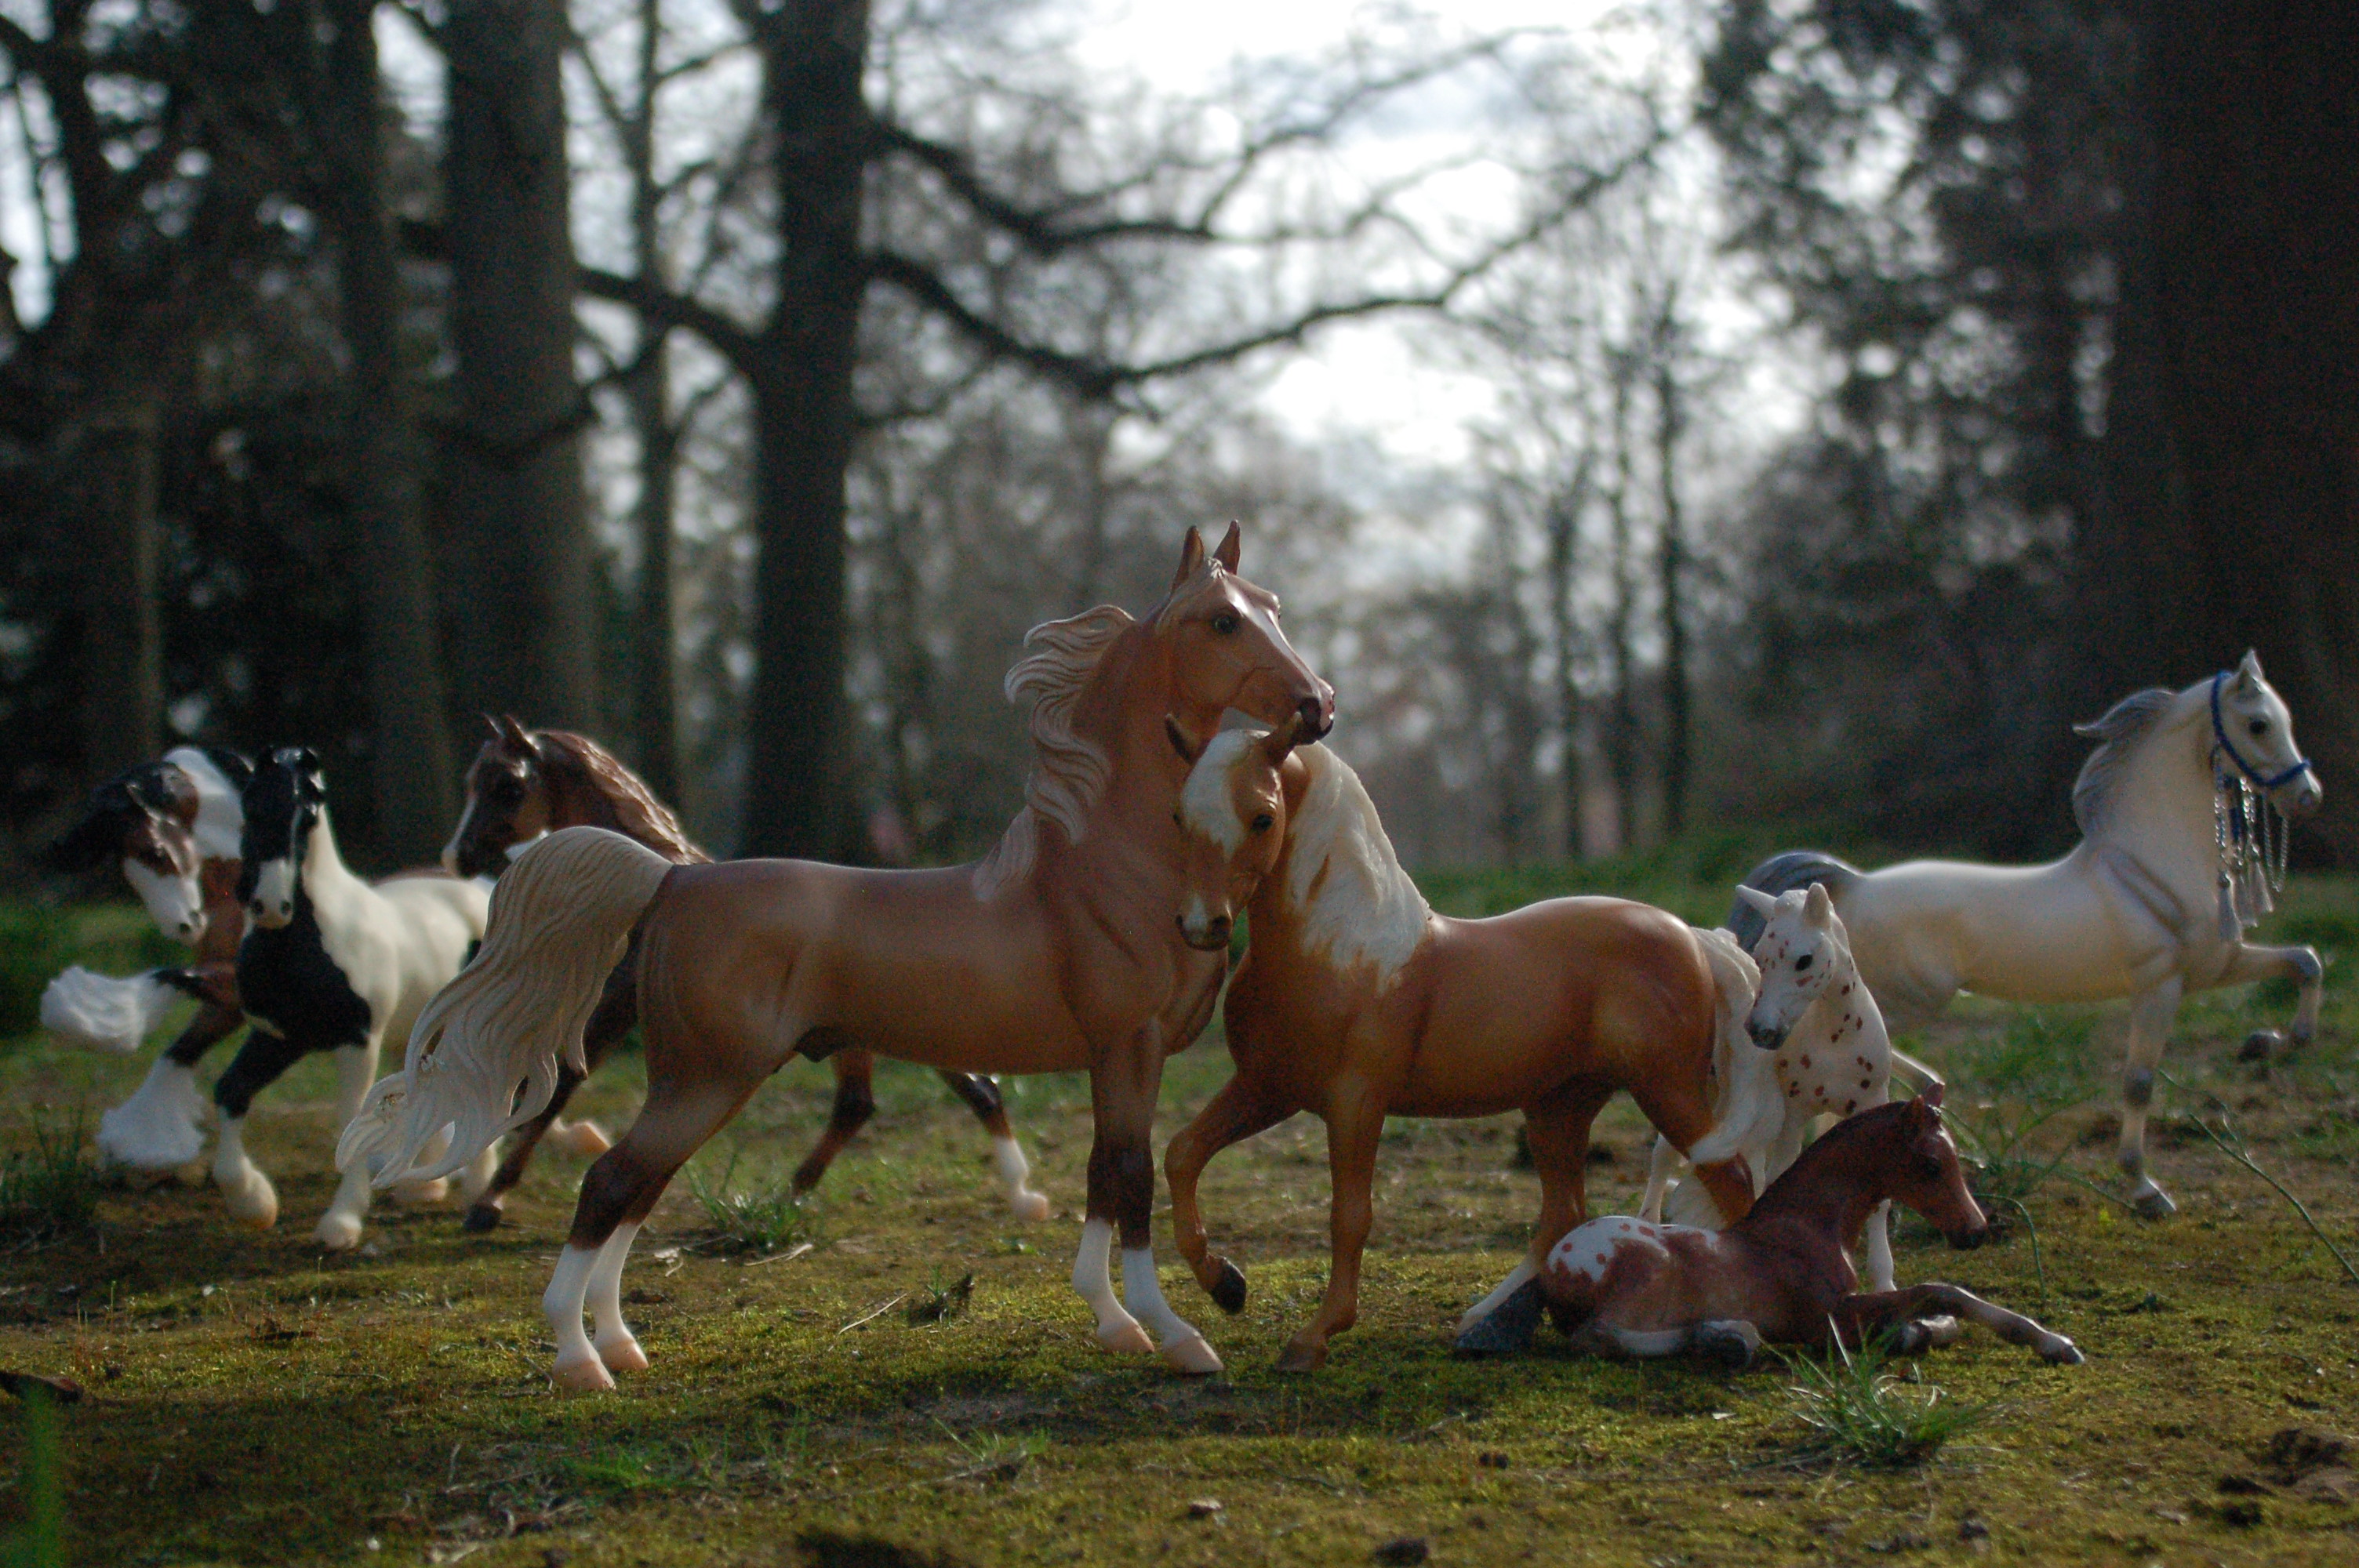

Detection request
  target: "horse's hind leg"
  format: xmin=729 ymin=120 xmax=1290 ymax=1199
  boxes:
xmin=1464 ymin=1085 xmax=1612 ymax=1340
xmin=465 ymin=964 xmax=637 ymax=1232
xmin=938 ymin=1070 xmax=1051 ymax=1221
xmin=1166 ymin=1074 xmax=1293 ymax=1313
xmin=1840 ymin=1284 xmax=2081 ymax=1365
xmin=791 ymin=1049 xmax=878 ymax=1194
xmin=1626 ymin=1077 xmax=1756 ymax=1225
xmin=2115 ymin=977 xmax=2184 ymax=1218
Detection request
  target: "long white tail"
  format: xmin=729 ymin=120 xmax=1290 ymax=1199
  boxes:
xmin=1670 ymin=926 xmax=1779 ymax=1223
xmin=336 ymin=826 xmax=673 ymax=1187
xmin=42 ymin=966 xmax=184 ymax=1054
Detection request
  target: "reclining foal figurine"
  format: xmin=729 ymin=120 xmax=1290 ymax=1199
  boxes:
xmin=1456 ymin=1087 xmax=2083 ymax=1368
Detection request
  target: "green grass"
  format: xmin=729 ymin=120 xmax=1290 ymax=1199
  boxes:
xmin=1776 ymin=1334 xmax=1993 ymax=1469
xmin=682 ymin=1145 xmax=827 ymax=1258
xmin=0 ymin=876 xmax=2354 ymax=1565
xmin=0 ymin=1111 xmax=101 ymax=1245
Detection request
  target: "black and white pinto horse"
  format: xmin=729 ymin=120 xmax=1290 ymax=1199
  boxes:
xmin=219 ymin=748 xmax=492 ymax=1248
xmin=41 ymin=748 xmax=256 ymax=1169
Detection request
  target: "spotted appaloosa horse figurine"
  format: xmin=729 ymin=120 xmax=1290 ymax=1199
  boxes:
xmin=1644 ymin=883 xmax=1943 ymax=1293
xmin=343 ymin=525 xmax=1334 ymax=1391
xmin=1730 ymin=655 xmax=2324 ymax=1220
xmin=441 ymin=717 xmax=1048 ymax=1232
xmin=1161 ymin=721 xmax=1777 ymax=1371
xmin=40 ymin=748 xmax=253 ymax=1169
xmin=1459 ymin=1089 xmax=2083 ymax=1369
xmin=218 ymin=748 xmax=492 ymax=1247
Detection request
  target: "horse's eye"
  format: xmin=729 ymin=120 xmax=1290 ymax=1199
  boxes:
xmin=1251 ymin=813 xmax=1274 ymax=833
xmin=1794 ymin=952 xmax=1813 ymax=971
xmin=1917 ymin=1154 xmax=1944 ymax=1179
xmin=2248 ymin=718 xmax=2269 ymax=737
xmin=1210 ymin=612 xmax=1240 ymax=635
xmin=1172 ymin=809 xmax=1183 ymax=827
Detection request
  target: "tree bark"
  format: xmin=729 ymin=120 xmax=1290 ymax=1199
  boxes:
xmin=1603 ymin=347 xmax=1643 ymax=852
xmin=440 ymin=0 xmax=595 ymax=731
xmin=322 ymin=0 xmax=456 ymax=866
xmin=1543 ymin=456 xmax=1589 ymax=861
xmin=2147 ymin=0 xmax=2359 ymax=864
xmin=739 ymin=0 xmax=871 ymax=861
xmin=72 ymin=399 xmax=162 ymax=780
xmin=622 ymin=0 xmax=681 ymax=802
xmin=1651 ymin=298 xmax=1690 ymax=841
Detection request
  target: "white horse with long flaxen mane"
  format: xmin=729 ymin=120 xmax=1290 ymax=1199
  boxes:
xmin=1728 ymin=653 xmax=2324 ymax=1219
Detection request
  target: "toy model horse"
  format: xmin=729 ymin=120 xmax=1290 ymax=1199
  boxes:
xmin=342 ymin=525 xmax=1334 ymax=1391
xmin=40 ymin=748 xmax=254 ymax=1169
xmin=442 ymin=717 xmax=1048 ymax=1232
xmin=1729 ymin=655 xmax=2324 ymax=1218
xmin=1162 ymin=723 xmax=1776 ymax=1371
xmin=1644 ymin=884 xmax=1940 ymax=1293
xmin=1458 ymin=1090 xmax=2083 ymax=1368
xmin=217 ymin=748 xmax=492 ymax=1247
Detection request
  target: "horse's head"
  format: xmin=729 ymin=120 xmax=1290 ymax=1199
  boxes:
xmin=445 ymin=715 xmax=549 ymax=877
xmin=238 ymin=746 xmax=328 ymax=929
xmin=1880 ymin=1086 xmax=1988 ymax=1250
xmin=1151 ymin=524 xmax=1335 ymax=742
xmin=2213 ymin=651 xmax=2323 ymax=818
xmin=49 ymin=761 xmax=208 ymax=942
xmin=1167 ymin=714 xmax=1308 ymax=952
xmin=1732 ymin=881 xmax=1848 ymax=1051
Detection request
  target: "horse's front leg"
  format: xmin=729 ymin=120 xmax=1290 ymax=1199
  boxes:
xmin=1839 ymin=1285 xmax=2081 ymax=1365
xmin=207 ymin=1023 xmax=314 ymax=1229
xmin=2217 ymin=942 xmax=2325 ymax=1059
xmin=2116 ymin=976 xmax=2184 ymax=1218
xmin=466 ymin=965 xmax=636 ymax=1232
xmin=1165 ymin=1073 xmax=1294 ymax=1313
xmin=1074 ymin=1035 xmax=1220 ymax=1374
xmin=1280 ymin=1076 xmax=1385 ymax=1372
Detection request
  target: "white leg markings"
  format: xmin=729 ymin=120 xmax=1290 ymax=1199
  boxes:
xmin=1071 ymin=1218 xmax=1151 ymax=1354
xmin=543 ymin=1246 xmax=612 ymax=1392
xmin=1121 ymin=1247 xmax=1222 ymax=1374
xmin=992 ymin=1135 xmax=1051 ymax=1223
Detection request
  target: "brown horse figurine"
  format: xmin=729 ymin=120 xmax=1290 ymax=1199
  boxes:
xmin=1455 ymin=1087 xmax=2084 ymax=1367
xmin=1162 ymin=722 xmax=1772 ymax=1371
xmin=441 ymin=717 xmax=1049 ymax=1231
xmin=343 ymin=525 xmax=1334 ymax=1391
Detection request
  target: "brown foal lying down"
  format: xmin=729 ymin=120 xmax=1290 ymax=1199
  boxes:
xmin=1455 ymin=1088 xmax=2084 ymax=1368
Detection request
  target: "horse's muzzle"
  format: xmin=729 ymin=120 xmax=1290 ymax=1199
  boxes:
xmin=248 ymin=898 xmax=294 ymax=931
xmin=1747 ymin=1018 xmax=1788 ymax=1051
xmin=1299 ymin=687 xmax=1336 ymax=741
xmin=1179 ymin=913 xmax=1234 ymax=952
xmin=2279 ymin=775 xmax=2324 ymax=819
xmin=1946 ymin=1225 xmax=1989 ymax=1250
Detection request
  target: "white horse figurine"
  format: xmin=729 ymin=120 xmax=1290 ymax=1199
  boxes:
xmin=1728 ymin=653 xmax=2324 ymax=1219
xmin=1644 ymin=884 xmax=1929 ymax=1290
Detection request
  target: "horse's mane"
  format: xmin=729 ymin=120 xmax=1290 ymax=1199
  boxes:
xmin=536 ymin=731 xmax=710 ymax=866
xmin=972 ymin=604 xmax=1136 ymax=898
xmin=2069 ymin=687 xmax=2179 ymax=837
xmin=1282 ymin=746 xmax=1430 ymax=985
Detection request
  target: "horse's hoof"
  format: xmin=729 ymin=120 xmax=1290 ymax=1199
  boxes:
xmin=554 ymin=1120 xmax=613 ymax=1159
xmin=1159 ymin=1334 xmax=1224 ymax=1377
xmin=2132 ymin=1186 xmax=2178 ymax=1221
xmin=392 ymin=1177 xmax=449 ymax=1207
xmin=789 ymin=1163 xmax=825 ymax=1197
xmin=2041 ymin=1336 xmax=2085 ymax=1366
xmin=552 ymin=1353 xmax=617 ymax=1394
xmin=1274 ymin=1339 xmax=1328 ymax=1373
xmin=461 ymin=1201 xmax=503 ymax=1233
xmin=314 ymin=1212 xmax=364 ymax=1252
xmin=1452 ymin=1279 xmax=1542 ymax=1359
xmin=1914 ymin=1315 xmax=1962 ymax=1348
xmin=2238 ymin=1029 xmax=2283 ymax=1063
xmin=220 ymin=1172 xmax=279 ymax=1229
xmin=1096 ymin=1321 xmax=1155 ymax=1356
xmin=1694 ymin=1324 xmax=1758 ymax=1371
xmin=1211 ymin=1260 xmax=1249 ymax=1316
xmin=1010 ymin=1190 xmax=1052 ymax=1224
xmin=596 ymin=1334 xmax=650 ymax=1374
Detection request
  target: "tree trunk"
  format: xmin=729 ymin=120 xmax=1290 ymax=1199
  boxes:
xmin=623 ymin=0 xmax=680 ymax=802
xmin=1650 ymin=301 xmax=1690 ymax=841
xmin=740 ymin=0 xmax=872 ymax=861
xmin=1544 ymin=452 xmax=1590 ymax=861
xmin=1604 ymin=348 xmax=1642 ymax=852
xmin=2147 ymin=0 xmax=2359 ymax=864
xmin=322 ymin=0 xmax=456 ymax=866
xmin=440 ymin=0 xmax=594 ymax=731
xmin=72 ymin=399 xmax=162 ymax=780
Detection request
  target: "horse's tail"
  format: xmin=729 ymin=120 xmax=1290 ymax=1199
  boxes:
xmin=1726 ymin=850 xmax=1862 ymax=949
xmin=337 ymin=826 xmax=673 ymax=1187
xmin=39 ymin=965 xmax=205 ymax=1054
xmin=1670 ymin=926 xmax=1778 ymax=1226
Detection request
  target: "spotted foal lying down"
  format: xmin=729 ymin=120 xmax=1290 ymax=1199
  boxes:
xmin=1457 ymin=1089 xmax=2082 ymax=1368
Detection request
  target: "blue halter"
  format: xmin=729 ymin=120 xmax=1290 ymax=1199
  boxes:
xmin=2210 ymin=670 xmax=2314 ymax=792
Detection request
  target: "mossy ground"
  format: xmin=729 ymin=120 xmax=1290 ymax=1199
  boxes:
xmin=2 ymin=878 xmax=2356 ymax=1566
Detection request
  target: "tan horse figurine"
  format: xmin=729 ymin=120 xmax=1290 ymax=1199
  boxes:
xmin=343 ymin=525 xmax=1333 ymax=1391
xmin=1163 ymin=722 xmax=1774 ymax=1370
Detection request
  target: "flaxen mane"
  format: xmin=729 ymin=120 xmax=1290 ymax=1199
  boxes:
xmin=1284 ymin=746 xmax=1430 ymax=985
xmin=972 ymin=604 xmax=1136 ymax=898
xmin=537 ymin=731 xmax=710 ymax=866
xmin=2070 ymin=688 xmax=2179 ymax=838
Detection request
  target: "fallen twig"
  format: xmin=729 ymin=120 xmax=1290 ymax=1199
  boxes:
xmin=836 ymin=1294 xmax=908 ymax=1334
xmin=2160 ymin=1069 xmax=2359 ymax=1287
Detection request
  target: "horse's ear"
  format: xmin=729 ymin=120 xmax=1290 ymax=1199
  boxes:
xmin=2235 ymin=649 xmax=2264 ymax=690
xmin=1171 ymin=526 xmax=1206 ymax=589
xmin=1212 ymin=521 xmax=1241 ymax=573
xmin=1261 ymin=713 xmax=1310 ymax=764
xmin=1803 ymin=880 xmax=1836 ymax=926
xmin=1165 ymin=714 xmax=1205 ymax=765
xmin=498 ymin=714 xmax=537 ymax=753
xmin=1921 ymin=1080 xmax=1946 ymax=1110
xmin=1732 ymin=884 xmax=1777 ymax=918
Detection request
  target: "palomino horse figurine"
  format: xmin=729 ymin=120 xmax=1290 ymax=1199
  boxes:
xmin=1644 ymin=883 xmax=1940 ymax=1293
xmin=342 ymin=525 xmax=1334 ymax=1391
xmin=1458 ymin=1089 xmax=2083 ymax=1368
xmin=40 ymin=748 xmax=253 ymax=1169
xmin=441 ymin=717 xmax=1048 ymax=1232
xmin=1729 ymin=655 xmax=2324 ymax=1219
xmin=1161 ymin=721 xmax=1776 ymax=1371
xmin=220 ymin=749 xmax=492 ymax=1247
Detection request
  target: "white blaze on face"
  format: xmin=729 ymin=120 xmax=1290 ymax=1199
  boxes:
xmin=164 ymin=747 xmax=245 ymax=862
xmin=249 ymin=858 xmax=298 ymax=928
xmin=1744 ymin=893 xmax=1837 ymax=1042
xmin=1180 ymin=729 xmax=1257 ymax=854
xmin=125 ymin=858 xmax=206 ymax=942
xmin=439 ymin=797 xmax=478 ymax=874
